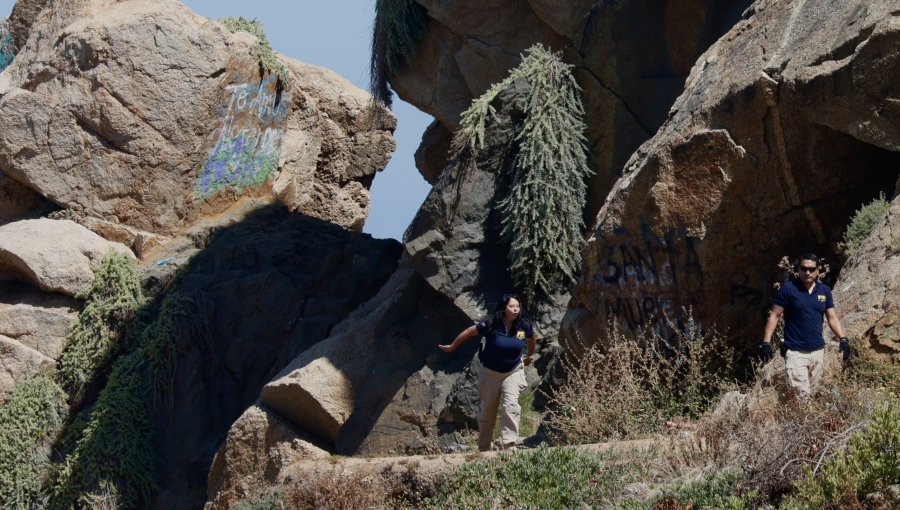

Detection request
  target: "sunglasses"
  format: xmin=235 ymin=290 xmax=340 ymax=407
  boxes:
xmin=799 ymin=266 xmax=818 ymax=273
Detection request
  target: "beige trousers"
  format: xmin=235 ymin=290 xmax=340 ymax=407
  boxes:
xmin=477 ymin=362 xmax=527 ymax=451
xmin=785 ymin=348 xmax=824 ymax=398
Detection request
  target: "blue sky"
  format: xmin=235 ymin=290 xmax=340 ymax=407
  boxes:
xmin=1 ymin=0 xmax=432 ymax=240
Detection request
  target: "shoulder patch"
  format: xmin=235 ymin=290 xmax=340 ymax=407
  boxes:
xmin=818 ymin=295 xmax=827 ymax=302
xmin=516 ymin=330 xmax=526 ymax=340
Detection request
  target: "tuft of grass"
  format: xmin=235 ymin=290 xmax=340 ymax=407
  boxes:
xmin=546 ymin=313 xmax=737 ymax=443
xmin=369 ymin=0 xmax=428 ymax=105
xmin=0 ymin=375 xmax=67 ymax=510
xmin=287 ymin=470 xmax=394 ymax=510
xmin=56 ymin=251 xmax=144 ymax=402
xmin=233 ymin=488 xmax=285 ymax=510
xmin=219 ymin=16 xmax=291 ymax=86
xmin=839 ymin=193 xmax=890 ymax=257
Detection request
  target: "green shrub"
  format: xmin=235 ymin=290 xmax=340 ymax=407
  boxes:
xmin=454 ymin=44 xmax=592 ymax=303
xmin=49 ymin=291 xmax=208 ymax=509
xmin=57 ymin=251 xmax=144 ymax=401
xmin=839 ymin=193 xmax=890 ymax=256
xmin=49 ymin=355 xmax=156 ymax=510
xmin=425 ymin=446 xmax=630 ymax=509
xmin=219 ymin=16 xmax=291 ymax=86
xmin=781 ymin=400 xmax=900 ymax=509
xmin=546 ymin=314 xmax=736 ymax=443
xmin=369 ymin=0 xmax=428 ymax=104
xmin=0 ymin=376 xmax=67 ymax=509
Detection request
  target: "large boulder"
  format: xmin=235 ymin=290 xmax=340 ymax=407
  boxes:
xmin=204 ymin=404 xmax=330 ymax=510
xmin=561 ymin=0 xmax=900 ymax=356
xmin=0 ymin=280 xmax=80 ymax=360
xmin=834 ymin=194 xmax=900 ymax=357
xmin=0 ymin=218 xmax=132 ymax=297
xmin=0 ymin=0 xmax=394 ymax=242
xmin=392 ymin=0 xmax=752 ymax=213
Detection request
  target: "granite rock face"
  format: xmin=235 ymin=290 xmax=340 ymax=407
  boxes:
xmin=562 ymin=0 xmax=900 ymax=356
xmin=0 ymin=0 xmax=394 ymax=243
xmin=393 ymin=0 xmax=752 ymax=216
xmin=834 ymin=194 xmax=900 ymax=358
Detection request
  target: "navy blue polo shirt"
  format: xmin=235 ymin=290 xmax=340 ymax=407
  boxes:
xmin=475 ymin=319 xmax=534 ymax=372
xmin=773 ymin=278 xmax=834 ymax=351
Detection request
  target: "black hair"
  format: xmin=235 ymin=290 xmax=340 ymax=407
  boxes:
xmin=798 ymin=252 xmax=819 ymax=264
xmin=486 ymin=293 xmax=530 ymax=332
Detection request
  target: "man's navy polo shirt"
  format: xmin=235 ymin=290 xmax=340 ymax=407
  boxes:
xmin=773 ymin=278 xmax=834 ymax=351
xmin=476 ymin=320 xmax=534 ymax=373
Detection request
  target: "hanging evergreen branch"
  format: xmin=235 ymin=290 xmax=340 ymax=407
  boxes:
xmin=369 ymin=0 xmax=428 ymax=106
xmin=454 ymin=45 xmax=593 ymax=303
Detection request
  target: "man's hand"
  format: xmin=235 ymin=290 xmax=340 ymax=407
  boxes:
xmin=438 ymin=343 xmax=456 ymax=353
xmin=760 ymin=342 xmax=774 ymax=361
xmin=524 ymin=354 xmax=534 ymax=366
xmin=839 ymin=337 xmax=850 ymax=362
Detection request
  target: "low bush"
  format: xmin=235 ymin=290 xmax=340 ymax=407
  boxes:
xmin=839 ymin=193 xmax=890 ymax=256
xmin=546 ymin=314 xmax=737 ymax=443
xmin=0 ymin=375 xmax=67 ymax=509
xmin=424 ymin=446 xmax=639 ymax=509
xmin=781 ymin=399 xmax=900 ymax=509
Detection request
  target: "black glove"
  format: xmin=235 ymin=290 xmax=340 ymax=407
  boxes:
xmin=839 ymin=337 xmax=850 ymax=362
xmin=760 ymin=342 xmax=774 ymax=361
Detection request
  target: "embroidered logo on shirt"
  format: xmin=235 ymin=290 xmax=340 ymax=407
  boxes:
xmin=818 ymin=295 xmax=827 ymax=302
xmin=516 ymin=331 xmax=526 ymax=340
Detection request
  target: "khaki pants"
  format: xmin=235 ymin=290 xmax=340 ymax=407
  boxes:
xmin=477 ymin=362 xmax=527 ymax=451
xmin=785 ymin=348 xmax=824 ymax=398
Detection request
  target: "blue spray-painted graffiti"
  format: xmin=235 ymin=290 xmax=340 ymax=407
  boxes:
xmin=198 ymin=74 xmax=292 ymax=196
xmin=0 ymin=29 xmax=15 ymax=73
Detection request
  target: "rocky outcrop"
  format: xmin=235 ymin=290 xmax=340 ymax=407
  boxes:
xmin=562 ymin=0 xmax=900 ymax=355
xmin=147 ymin=204 xmax=401 ymax=508
xmin=0 ymin=280 xmax=80 ymax=360
xmin=0 ymin=218 xmax=132 ymax=297
xmin=205 ymin=404 xmax=330 ymax=510
xmin=0 ymin=0 xmax=394 ymax=245
xmin=834 ymin=194 xmax=900 ymax=358
xmin=392 ymin=0 xmax=752 ymax=216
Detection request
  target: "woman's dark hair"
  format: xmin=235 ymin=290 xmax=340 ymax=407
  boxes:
xmin=487 ymin=293 xmax=529 ymax=332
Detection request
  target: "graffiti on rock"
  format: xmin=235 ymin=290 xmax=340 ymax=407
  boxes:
xmin=0 ymin=28 xmax=14 ymax=73
xmin=197 ymin=74 xmax=291 ymax=196
xmin=591 ymin=223 xmax=705 ymax=333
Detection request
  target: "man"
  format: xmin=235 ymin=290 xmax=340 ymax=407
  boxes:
xmin=761 ymin=253 xmax=850 ymax=397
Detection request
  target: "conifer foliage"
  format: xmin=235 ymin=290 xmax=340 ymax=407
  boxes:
xmin=370 ymin=0 xmax=428 ymax=105
xmin=454 ymin=45 xmax=592 ymax=303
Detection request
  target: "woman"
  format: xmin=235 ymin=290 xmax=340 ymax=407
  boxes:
xmin=439 ymin=293 xmax=537 ymax=451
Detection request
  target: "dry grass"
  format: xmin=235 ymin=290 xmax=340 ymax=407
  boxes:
xmin=662 ymin=348 xmax=894 ymax=506
xmin=545 ymin=314 xmax=737 ymax=444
